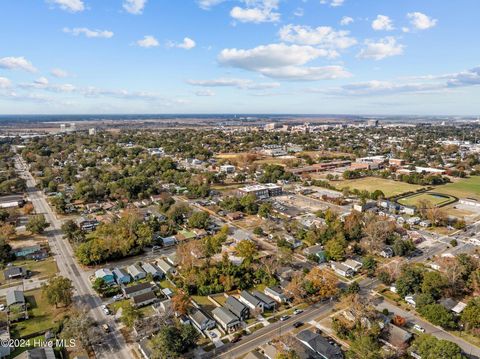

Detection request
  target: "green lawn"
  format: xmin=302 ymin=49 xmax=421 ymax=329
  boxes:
xmin=333 ymin=177 xmax=423 ymax=197
xmin=0 ymin=258 xmax=58 ymax=283
xmin=434 ymin=176 xmax=480 ymax=200
xmin=398 ymin=192 xmax=456 ymax=208
xmin=10 ymin=288 xmax=66 ymax=338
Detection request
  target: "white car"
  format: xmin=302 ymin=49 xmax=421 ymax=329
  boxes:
xmin=413 ymin=324 xmax=425 ymax=333
xmin=112 ymin=294 xmax=123 ymax=301
xmin=0 ymin=304 xmax=5 ymax=311
xmin=293 ymin=309 xmax=303 ymax=315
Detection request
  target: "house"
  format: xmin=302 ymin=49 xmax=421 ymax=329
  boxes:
xmin=296 ymin=329 xmax=344 ymax=359
xmin=95 ymin=268 xmax=115 ymax=285
xmin=161 ymin=288 xmax=174 ymax=299
xmin=440 ymin=298 xmax=467 ymax=315
xmin=252 ymin=290 xmax=276 ymax=310
xmin=239 ymin=290 xmax=265 ymax=313
xmin=303 ymin=244 xmax=327 ymax=263
xmin=12 ymin=245 xmax=48 ymax=260
xmin=0 ymin=326 xmax=10 ymax=358
xmin=160 ymin=236 xmax=176 ymax=247
xmin=343 ymin=259 xmax=362 ymax=273
xmin=220 ymin=165 xmax=236 ymax=173
xmin=6 ymin=289 xmax=25 ymax=308
xmin=0 ymin=195 xmax=24 ymax=209
xmin=225 ymin=296 xmax=249 ymax=320
xmin=379 ymin=246 xmax=394 ymax=258
xmin=189 ymin=308 xmax=216 ymax=331
xmin=13 ymin=347 xmax=56 ymax=359
xmin=113 ymin=268 xmax=131 ymax=285
xmin=157 ymin=258 xmax=175 ymax=275
xmin=141 ymin=262 xmax=164 ymax=279
xmin=331 ymin=262 xmax=354 ymax=278
xmin=212 ymin=307 xmax=241 ymax=333
xmin=165 ymin=253 xmax=178 ymax=266
xmin=175 ymin=229 xmax=197 ymax=242
xmin=123 ymin=282 xmax=153 ymax=298
xmin=405 ymin=295 xmax=418 ymax=307
xmin=382 ymin=324 xmax=412 ymax=350
xmin=419 ymin=220 xmax=431 ymax=228
xmin=4 ymin=266 xmax=25 ymax=280
xmin=132 ymin=292 xmax=158 ymax=308
xmin=127 ymin=264 xmax=146 ymax=281
xmin=264 ymin=286 xmax=288 ymax=303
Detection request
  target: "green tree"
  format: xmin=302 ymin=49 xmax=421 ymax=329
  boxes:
xmin=411 ymin=334 xmax=466 ymax=359
xmin=461 ymin=298 xmax=480 ymax=330
xmin=150 ymin=324 xmax=199 ymax=359
xmin=325 ymin=237 xmax=346 ymax=261
xmin=418 ymin=304 xmax=456 ymax=329
xmin=421 ymin=271 xmax=447 ymax=299
xmin=258 ymin=202 xmax=272 ymax=218
xmin=236 ymin=240 xmax=257 ymax=262
xmin=396 ymin=265 xmax=424 ymax=298
xmin=188 ymin=211 xmax=210 ymax=229
xmin=26 ymin=214 xmax=49 ymax=234
xmin=120 ymin=302 xmax=141 ymax=328
xmin=348 ymin=335 xmax=382 ymax=359
xmin=42 ymin=276 xmax=74 ymax=308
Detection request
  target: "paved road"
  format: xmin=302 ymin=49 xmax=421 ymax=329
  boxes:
xmin=14 ymin=155 xmax=132 ymax=359
xmin=208 ymin=301 xmax=335 ymax=359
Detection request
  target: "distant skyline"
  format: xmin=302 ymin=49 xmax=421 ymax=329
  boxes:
xmin=0 ymin=0 xmax=479 ymax=115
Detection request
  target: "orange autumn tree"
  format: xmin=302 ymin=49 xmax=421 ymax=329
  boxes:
xmin=304 ymin=267 xmax=339 ymax=302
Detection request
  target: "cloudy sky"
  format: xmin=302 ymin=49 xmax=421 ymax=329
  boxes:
xmin=0 ymin=0 xmax=479 ymax=115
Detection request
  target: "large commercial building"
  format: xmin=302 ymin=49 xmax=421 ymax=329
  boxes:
xmin=237 ymin=184 xmax=282 ymax=199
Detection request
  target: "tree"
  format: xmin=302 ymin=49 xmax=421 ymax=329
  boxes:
xmin=0 ymin=224 xmax=15 ymax=240
xmin=150 ymin=324 xmax=199 ymax=359
xmin=418 ymin=304 xmax=456 ymax=329
xmin=276 ymin=350 xmax=300 ymax=359
xmin=258 ymin=202 xmax=272 ymax=218
xmin=26 ymin=214 xmax=48 ymax=234
xmin=61 ymin=220 xmax=85 ymax=244
xmin=42 ymin=276 xmax=74 ymax=308
xmin=0 ymin=238 xmax=12 ymax=265
xmin=284 ymin=272 xmax=307 ymax=305
xmin=421 ymin=271 xmax=447 ymax=299
xmin=304 ymin=267 xmax=338 ymax=300
xmin=396 ymin=264 xmax=424 ymax=298
xmin=120 ymin=302 xmax=141 ymax=328
xmin=348 ymin=335 xmax=382 ymax=359
xmin=188 ymin=211 xmax=210 ymax=229
xmin=461 ymin=298 xmax=480 ymax=331
xmin=236 ymin=240 xmax=257 ymax=262
xmin=325 ymin=237 xmax=346 ymax=261
xmin=172 ymin=290 xmax=190 ymax=315
xmin=411 ymin=334 xmax=466 ymax=359
xmin=62 ymin=308 xmax=103 ymax=350
xmin=167 ymin=203 xmax=191 ymax=224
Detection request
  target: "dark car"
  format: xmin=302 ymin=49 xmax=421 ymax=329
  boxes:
xmin=293 ymin=321 xmax=303 ymax=328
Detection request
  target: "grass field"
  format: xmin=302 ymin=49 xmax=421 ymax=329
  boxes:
xmin=10 ymin=288 xmax=66 ymax=338
xmin=434 ymin=176 xmax=480 ymax=200
xmin=397 ymin=192 xmax=456 ymax=207
xmin=333 ymin=177 xmax=423 ymax=197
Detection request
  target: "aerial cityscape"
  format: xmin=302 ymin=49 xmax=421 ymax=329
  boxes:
xmin=1 ymin=1 xmax=480 ymax=359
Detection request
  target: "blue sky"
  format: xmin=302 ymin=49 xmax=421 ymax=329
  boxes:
xmin=0 ymin=0 xmax=479 ymax=115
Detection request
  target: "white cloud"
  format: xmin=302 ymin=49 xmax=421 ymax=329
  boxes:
xmin=279 ymin=24 xmax=356 ymax=50
xmin=0 ymin=77 xmax=11 ymax=89
xmin=294 ymin=8 xmax=304 ymax=17
xmin=188 ymin=77 xmax=280 ymax=90
xmin=407 ymin=12 xmax=438 ymax=30
xmin=63 ymin=27 xmax=114 ymax=38
xmin=218 ymin=43 xmax=350 ymax=81
xmin=51 ymin=68 xmax=69 ymax=78
xmin=168 ymin=37 xmax=196 ymax=50
xmin=48 ymin=0 xmax=85 ymax=12
xmin=123 ymin=0 xmax=147 ymax=15
xmin=198 ymin=0 xmax=225 ymax=10
xmin=0 ymin=56 xmax=37 ymax=72
xmin=195 ymin=89 xmax=215 ymax=96
xmin=320 ymin=0 xmax=344 ymax=7
xmin=358 ymin=37 xmax=404 ymax=60
xmin=19 ymin=77 xmax=76 ymax=93
xmin=372 ymin=15 xmax=394 ymax=31
xmin=230 ymin=0 xmax=280 ymax=23
xmin=136 ymin=35 xmax=159 ymax=48
xmin=340 ymin=16 xmax=354 ymax=26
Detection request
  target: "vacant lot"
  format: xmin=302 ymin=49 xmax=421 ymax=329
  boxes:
xmin=398 ymin=193 xmax=456 ymax=208
xmin=333 ymin=177 xmax=423 ymax=197
xmin=434 ymin=176 xmax=480 ymax=200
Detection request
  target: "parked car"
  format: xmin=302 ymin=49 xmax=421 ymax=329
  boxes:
xmin=102 ymin=305 xmax=111 ymax=315
xmin=209 ymin=332 xmax=217 ymax=338
xmin=112 ymin=294 xmax=123 ymax=301
xmin=293 ymin=309 xmax=303 ymax=315
xmin=0 ymin=304 xmax=5 ymax=311
xmin=293 ymin=321 xmax=303 ymax=328
xmin=280 ymin=315 xmax=290 ymax=321
xmin=413 ymin=324 xmax=425 ymax=333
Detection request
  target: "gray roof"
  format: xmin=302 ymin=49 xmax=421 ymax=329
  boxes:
xmin=141 ymin=262 xmax=162 ymax=275
xmin=252 ymin=290 xmax=275 ymax=305
xmin=123 ymin=282 xmax=152 ymax=295
xmin=127 ymin=264 xmax=145 ymax=276
xmin=296 ymin=330 xmax=343 ymax=359
xmin=212 ymin=307 xmax=239 ymax=326
xmin=6 ymin=289 xmax=25 ymax=306
xmin=112 ymin=268 xmax=129 ymax=279
xmin=15 ymin=347 xmax=56 ymax=359
xmin=132 ymin=291 xmax=157 ymax=305
xmin=225 ymin=296 xmax=247 ymax=318
xmin=157 ymin=258 xmax=173 ymax=273
xmin=240 ymin=290 xmax=262 ymax=307
xmin=4 ymin=266 xmax=24 ymax=278
xmin=189 ymin=308 xmax=212 ymax=327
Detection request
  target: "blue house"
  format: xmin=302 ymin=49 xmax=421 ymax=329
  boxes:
xmin=95 ymin=268 xmax=115 ymax=285
xmin=113 ymin=268 xmax=131 ymax=285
